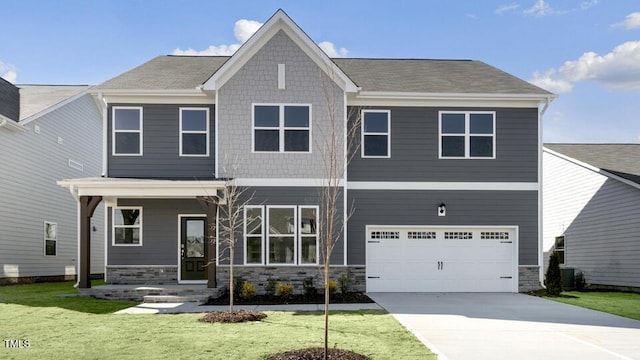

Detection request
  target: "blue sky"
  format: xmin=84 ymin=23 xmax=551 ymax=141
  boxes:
xmin=2 ymin=0 xmax=639 ymax=143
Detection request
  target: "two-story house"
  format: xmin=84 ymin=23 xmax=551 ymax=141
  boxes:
xmin=1 ymin=78 xmax=104 ymax=284
xmin=59 ymin=10 xmax=553 ymax=296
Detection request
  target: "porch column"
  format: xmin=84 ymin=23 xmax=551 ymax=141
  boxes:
xmin=78 ymin=195 xmax=103 ymax=289
xmin=197 ymin=196 xmax=218 ymax=288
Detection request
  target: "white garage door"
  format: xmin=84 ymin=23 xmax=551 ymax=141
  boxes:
xmin=366 ymin=226 xmax=517 ymax=292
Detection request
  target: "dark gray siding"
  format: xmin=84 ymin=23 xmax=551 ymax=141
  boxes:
xmin=0 ymin=78 xmax=19 ymax=121
xmin=108 ymin=199 xmax=203 ymax=265
xmin=347 ymin=190 xmax=538 ymax=265
xmin=107 ymin=104 xmax=215 ymax=179
xmin=234 ymin=187 xmax=345 ymax=266
xmin=348 ymin=107 xmax=539 ymax=182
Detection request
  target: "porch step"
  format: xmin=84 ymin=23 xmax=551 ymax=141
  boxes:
xmin=143 ymin=294 xmax=211 ymax=304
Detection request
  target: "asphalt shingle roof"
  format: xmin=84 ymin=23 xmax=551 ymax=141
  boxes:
xmin=18 ymin=85 xmax=88 ymax=120
xmin=94 ymin=55 xmax=551 ymax=95
xmin=545 ymin=144 xmax=640 ymax=185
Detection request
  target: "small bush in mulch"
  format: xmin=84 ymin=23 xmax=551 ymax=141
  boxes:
xmin=268 ymin=347 xmax=371 ymax=360
xmin=199 ymin=309 xmax=267 ymax=323
xmin=204 ymin=292 xmax=373 ymax=306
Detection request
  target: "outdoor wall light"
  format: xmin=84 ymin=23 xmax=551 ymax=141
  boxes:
xmin=438 ymin=203 xmax=446 ymax=217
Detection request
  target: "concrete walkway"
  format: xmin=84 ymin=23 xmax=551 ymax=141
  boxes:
xmin=115 ymin=301 xmax=382 ymax=314
xmin=368 ymin=292 xmax=640 ymax=360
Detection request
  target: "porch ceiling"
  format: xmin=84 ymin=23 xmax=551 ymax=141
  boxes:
xmin=57 ymin=177 xmax=226 ymax=198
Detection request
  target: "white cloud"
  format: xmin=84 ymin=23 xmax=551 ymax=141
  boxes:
xmin=530 ymin=41 xmax=640 ymax=93
xmin=466 ymin=13 xmax=479 ymax=20
xmin=173 ymin=18 xmax=349 ymax=58
xmin=580 ymin=0 xmax=598 ymax=10
xmin=0 ymin=60 xmax=17 ymax=83
xmin=318 ymin=41 xmax=349 ymax=57
xmin=524 ymin=0 xmax=555 ymax=17
xmin=495 ymin=2 xmax=520 ymax=15
xmin=613 ymin=12 xmax=640 ymax=30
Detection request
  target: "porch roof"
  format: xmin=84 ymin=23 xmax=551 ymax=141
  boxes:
xmin=57 ymin=177 xmax=226 ymax=198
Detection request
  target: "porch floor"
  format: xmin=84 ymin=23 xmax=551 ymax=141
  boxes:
xmin=78 ymin=284 xmax=225 ymax=303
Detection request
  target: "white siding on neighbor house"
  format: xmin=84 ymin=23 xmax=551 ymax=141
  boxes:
xmin=543 ymin=151 xmax=640 ymax=288
xmin=0 ymin=94 xmax=104 ymax=279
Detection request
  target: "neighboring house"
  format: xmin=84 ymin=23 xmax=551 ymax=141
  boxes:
xmin=543 ymin=144 xmax=640 ymax=292
xmin=59 ymin=10 xmax=553 ymax=295
xmin=0 ymin=77 xmax=104 ymax=284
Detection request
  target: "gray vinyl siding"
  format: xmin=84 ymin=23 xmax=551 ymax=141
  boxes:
xmin=217 ymin=30 xmax=345 ymax=179
xmin=107 ymin=104 xmax=215 ymax=179
xmin=348 ymin=107 xmax=539 ymax=182
xmin=543 ymin=152 xmax=640 ymax=288
xmin=0 ymin=94 xmax=104 ymax=278
xmin=108 ymin=199 xmax=203 ymax=266
xmin=347 ymin=190 xmax=538 ymax=265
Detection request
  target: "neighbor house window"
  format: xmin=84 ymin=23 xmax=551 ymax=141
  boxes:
xmin=113 ymin=207 xmax=142 ymax=246
xmin=244 ymin=205 xmax=318 ymax=265
xmin=44 ymin=222 xmax=57 ymax=256
xmin=555 ymin=235 xmax=565 ymax=265
xmin=244 ymin=206 xmax=264 ymax=264
xmin=361 ymin=110 xmax=391 ymax=158
xmin=439 ymin=111 xmax=495 ymax=158
xmin=112 ymin=107 xmax=143 ymax=155
xmin=180 ymin=108 xmax=209 ymax=156
xmin=253 ymin=104 xmax=311 ymax=152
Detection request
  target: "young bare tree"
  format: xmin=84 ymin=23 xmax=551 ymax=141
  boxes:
xmin=316 ymin=68 xmax=362 ymax=359
xmin=216 ymin=155 xmax=254 ymax=311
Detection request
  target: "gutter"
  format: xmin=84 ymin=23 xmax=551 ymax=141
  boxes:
xmin=0 ymin=116 xmax=28 ymax=132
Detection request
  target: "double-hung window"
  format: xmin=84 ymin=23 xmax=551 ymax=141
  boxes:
xmin=361 ymin=110 xmax=391 ymax=158
xmin=113 ymin=107 xmax=143 ymax=155
xmin=555 ymin=235 xmax=565 ymax=265
xmin=180 ymin=108 xmax=209 ymax=156
xmin=44 ymin=222 xmax=57 ymax=256
xmin=253 ymin=104 xmax=311 ymax=152
xmin=113 ymin=207 xmax=142 ymax=246
xmin=440 ymin=111 xmax=495 ymax=158
xmin=244 ymin=205 xmax=318 ymax=265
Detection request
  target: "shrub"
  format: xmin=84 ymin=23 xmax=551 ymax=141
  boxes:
xmin=239 ymin=281 xmax=257 ymax=300
xmin=302 ymin=276 xmax=317 ymax=297
xmin=338 ymin=272 xmax=352 ymax=294
xmin=320 ymin=279 xmax=338 ymax=296
xmin=545 ymin=251 xmax=562 ymax=296
xmin=574 ymin=271 xmax=586 ymax=291
xmin=276 ymin=282 xmax=294 ymax=299
xmin=265 ymin=278 xmax=277 ymax=296
xmin=232 ymin=276 xmax=245 ymax=299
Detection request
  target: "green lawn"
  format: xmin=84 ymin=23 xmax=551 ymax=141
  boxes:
xmin=545 ymin=291 xmax=640 ymax=321
xmin=0 ymin=282 xmax=434 ymax=359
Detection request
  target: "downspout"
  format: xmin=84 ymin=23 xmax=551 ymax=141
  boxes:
xmin=538 ymin=96 xmax=552 ymax=288
xmin=100 ymin=93 xmax=108 ymax=177
xmin=68 ymin=184 xmax=81 ymax=288
xmin=0 ymin=119 xmax=6 ymax=127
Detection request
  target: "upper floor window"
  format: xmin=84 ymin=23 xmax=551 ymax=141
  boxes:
xmin=555 ymin=235 xmax=565 ymax=265
xmin=113 ymin=107 xmax=143 ymax=156
xmin=44 ymin=222 xmax=57 ymax=256
xmin=439 ymin=111 xmax=495 ymax=159
xmin=361 ymin=110 xmax=391 ymax=158
xmin=180 ymin=108 xmax=209 ymax=156
xmin=253 ymin=104 xmax=311 ymax=153
xmin=113 ymin=207 xmax=142 ymax=246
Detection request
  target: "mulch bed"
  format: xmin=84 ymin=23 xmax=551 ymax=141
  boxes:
xmin=199 ymin=309 xmax=267 ymax=323
xmin=268 ymin=347 xmax=371 ymax=360
xmin=204 ymin=292 xmax=373 ymax=306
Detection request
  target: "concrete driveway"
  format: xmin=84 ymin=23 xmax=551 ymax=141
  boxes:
xmin=368 ymin=293 xmax=640 ymax=360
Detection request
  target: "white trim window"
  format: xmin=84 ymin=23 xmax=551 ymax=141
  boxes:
xmin=439 ymin=111 xmax=495 ymax=159
xmin=179 ymin=108 xmax=209 ymax=156
xmin=361 ymin=110 xmax=391 ymax=158
xmin=253 ymin=104 xmax=311 ymax=153
xmin=244 ymin=206 xmax=264 ymax=264
xmin=244 ymin=205 xmax=318 ymax=265
xmin=555 ymin=235 xmax=565 ymax=265
xmin=44 ymin=222 xmax=57 ymax=256
xmin=112 ymin=107 xmax=143 ymax=156
xmin=113 ymin=207 xmax=142 ymax=246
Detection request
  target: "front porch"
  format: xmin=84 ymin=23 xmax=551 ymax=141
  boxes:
xmin=79 ymin=284 xmax=225 ymax=303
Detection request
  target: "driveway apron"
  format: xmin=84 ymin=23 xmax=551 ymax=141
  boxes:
xmin=368 ymin=293 xmax=640 ymax=360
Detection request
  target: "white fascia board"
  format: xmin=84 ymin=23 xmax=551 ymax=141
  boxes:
xmin=91 ymin=89 xmax=214 ymax=105
xmin=543 ymin=147 xmax=640 ymax=191
xmin=347 ymin=181 xmax=538 ymax=191
xmin=349 ymin=92 xmax=554 ymax=108
xmin=233 ymin=178 xmax=345 ymax=187
xmin=356 ymin=91 xmax=555 ymax=101
xmin=20 ymin=90 xmax=88 ymax=125
xmin=57 ymin=178 xmax=226 ymax=198
xmin=202 ymin=10 xmax=358 ymax=93
xmin=0 ymin=114 xmax=27 ymax=132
